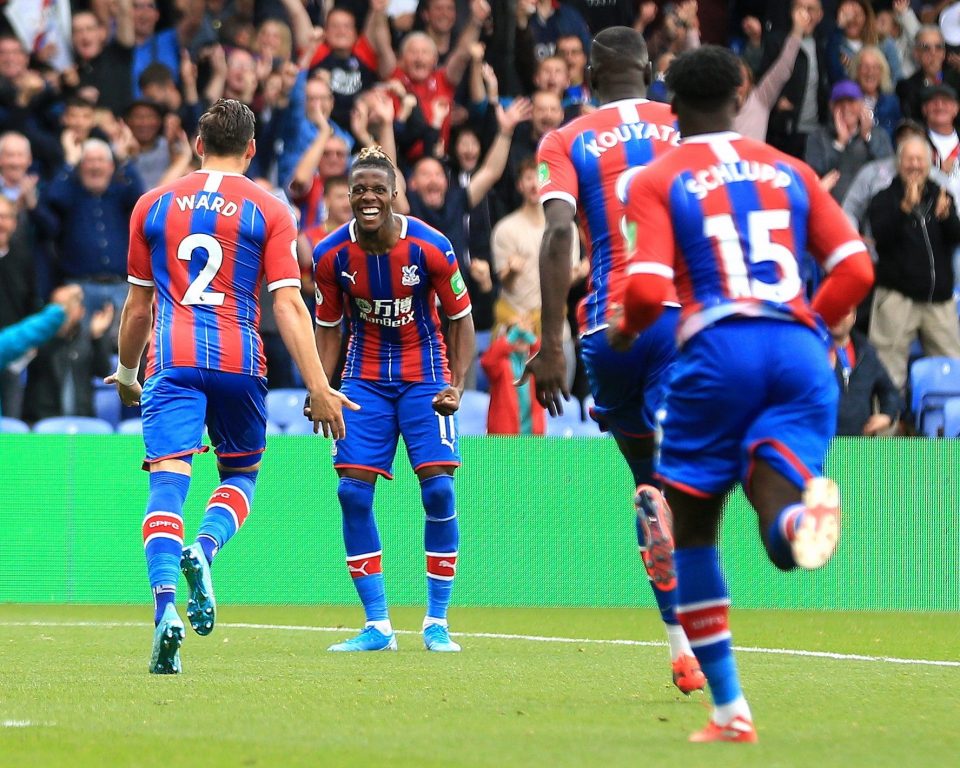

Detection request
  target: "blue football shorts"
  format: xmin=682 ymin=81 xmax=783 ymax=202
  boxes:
xmin=657 ymin=317 xmax=838 ymax=497
xmin=332 ymin=378 xmax=461 ymax=478
xmin=579 ymin=306 xmax=679 ymax=438
xmin=141 ymin=367 xmax=268 ymax=468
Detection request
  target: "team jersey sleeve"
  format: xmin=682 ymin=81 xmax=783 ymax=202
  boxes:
xmin=537 ymin=129 xmax=578 ymax=211
xmin=313 ymin=247 xmax=344 ymax=327
xmin=620 ymin=170 xmax=677 ymax=333
xmin=263 ymin=204 xmax=302 ymax=292
xmin=127 ymin=194 xmax=154 ymax=287
xmin=427 ymin=238 xmax=472 ymax=321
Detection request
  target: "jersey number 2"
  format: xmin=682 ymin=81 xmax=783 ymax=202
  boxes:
xmin=178 ymin=233 xmax=225 ymax=306
xmin=703 ymin=210 xmax=801 ymax=303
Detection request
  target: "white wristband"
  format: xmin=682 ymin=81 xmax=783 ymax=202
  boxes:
xmin=116 ymin=363 xmax=139 ymax=386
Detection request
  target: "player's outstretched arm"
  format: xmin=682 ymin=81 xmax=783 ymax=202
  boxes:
xmin=273 ymin=286 xmax=358 ymax=438
xmin=518 ymin=198 xmax=573 ymax=416
xmin=433 ymin=313 xmax=476 ymax=416
xmin=105 ymin=284 xmax=153 ymax=406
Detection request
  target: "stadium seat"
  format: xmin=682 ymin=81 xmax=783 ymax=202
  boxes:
xmin=116 ymin=418 xmax=144 ymax=435
xmin=546 ymin=406 xmax=603 ymax=438
xmin=942 ymin=397 xmax=960 ymax=438
xmin=33 ymin=417 xmax=114 ymax=435
xmin=94 ymin=388 xmax=122 ymax=427
xmin=0 ymin=416 xmax=30 ymax=433
xmin=266 ymin=420 xmax=284 ymax=435
xmin=265 ymin=388 xmax=309 ymax=428
xmin=285 ymin=417 xmax=320 ymax=435
xmin=909 ymin=357 xmax=960 ymax=436
xmin=457 ymin=390 xmax=490 ymax=436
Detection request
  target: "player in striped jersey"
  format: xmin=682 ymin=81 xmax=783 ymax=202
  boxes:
xmin=107 ymin=99 xmax=355 ymax=674
xmin=312 ymin=147 xmax=475 ymax=653
xmin=521 ymin=26 xmax=705 ymax=694
xmin=614 ymin=47 xmax=874 ymax=742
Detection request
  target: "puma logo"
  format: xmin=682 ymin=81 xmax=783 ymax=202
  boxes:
xmin=341 ymin=270 xmax=358 ymax=285
xmin=348 ymin=560 xmax=371 ymax=576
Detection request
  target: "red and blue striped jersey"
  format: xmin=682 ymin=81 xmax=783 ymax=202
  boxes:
xmin=624 ymin=132 xmax=868 ymax=344
xmin=313 ymin=215 xmax=472 ymax=383
xmin=537 ymin=98 xmax=681 ymax=333
xmin=128 ymin=170 xmax=301 ymax=378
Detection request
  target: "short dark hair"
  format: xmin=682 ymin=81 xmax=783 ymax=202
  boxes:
xmin=138 ymin=62 xmax=174 ymax=91
xmin=591 ymin=26 xmax=648 ymax=72
xmin=64 ymin=96 xmax=95 ymax=111
xmin=198 ymin=99 xmax=256 ymax=157
xmin=350 ymin=145 xmax=396 ymax=187
xmin=324 ymin=174 xmax=349 ymax=192
xmin=517 ymin=155 xmax=537 ymax=177
xmin=666 ymin=45 xmax=743 ymax=112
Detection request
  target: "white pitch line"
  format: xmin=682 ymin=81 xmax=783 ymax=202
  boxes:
xmin=1 ymin=620 xmax=958 ymax=669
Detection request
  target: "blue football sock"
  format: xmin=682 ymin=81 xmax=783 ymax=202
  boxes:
xmin=674 ymin=546 xmax=742 ymax=706
xmin=338 ymin=477 xmax=388 ymax=623
xmin=197 ymin=470 xmax=257 ymax=565
xmin=143 ymin=471 xmax=190 ymax=625
xmin=421 ymin=474 xmax=458 ymax=621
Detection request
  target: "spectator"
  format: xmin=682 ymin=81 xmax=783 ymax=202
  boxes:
xmin=403 ymin=97 xmax=531 ymax=277
xmin=867 ymin=134 xmax=960 ymax=389
xmin=381 ymin=0 xmax=493 ymax=161
xmin=762 ymin=0 xmax=830 ymax=159
xmin=518 ymin=0 xmax=592 ymax=62
xmin=449 ymin=126 xmax=499 ymax=334
xmin=852 ymin=45 xmax=902 ymax=141
xmin=842 ymin=118 xmax=944 ymax=264
xmin=829 ymin=308 xmax=902 ymax=436
xmin=876 ymin=0 xmax=921 ymax=80
xmin=734 ymin=3 xmax=808 ymax=140
xmin=124 ymin=98 xmax=170 ymax=190
xmin=0 ymin=285 xmax=85 ymax=415
xmin=0 ymin=34 xmax=61 ymax=158
xmin=0 ymin=195 xmax=42 ymax=418
xmin=22 ymin=301 xmax=114 ymax=423
xmin=896 ymin=25 xmax=960 ymax=122
xmin=30 ymin=138 xmax=144 ymax=319
xmin=289 ymin=113 xmax=351 ymax=230
xmin=805 ymin=79 xmax=893 ymax=202
xmin=826 ymin=0 xmax=902 ymax=85
xmin=502 ymin=89 xmax=563 ymax=207
xmin=418 ymin=0 xmax=461 ymax=64
xmin=274 ymin=62 xmax=355 ymax=191
xmin=556 ymin=33 xmax=595 ymax=113
xmin=306 ymin=4 xmax=395 ymax=132
xmin=921 ymin=83 xmax=960 ymax=199
xmin=0 ymin=131 xmax=34 ymax=205
xmin=67 ymin=3 xmax=136 ymax=115
xmin=480 ymin=317 xmax=545 ymax=435
xmin=645 ymin=0 xmax=701 ymax=64
xmin=491 ymin=154 xmax=579 ymax=392
xmin=130 ymin=0 xmax=203 ymax=96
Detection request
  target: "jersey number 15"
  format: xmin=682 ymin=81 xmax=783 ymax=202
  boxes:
xmin=703 ymin=210 xmax=802 ymax=303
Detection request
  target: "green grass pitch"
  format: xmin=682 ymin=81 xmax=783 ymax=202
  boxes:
xmin=1 ymin=605 xmax=958 ymax=767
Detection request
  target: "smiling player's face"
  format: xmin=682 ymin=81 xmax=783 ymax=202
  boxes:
xmin=349 ymin=168 xmax=395 ymax=233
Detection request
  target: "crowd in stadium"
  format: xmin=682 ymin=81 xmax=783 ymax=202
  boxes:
xmin=3 ymin=0 xmax=960 ymax=436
